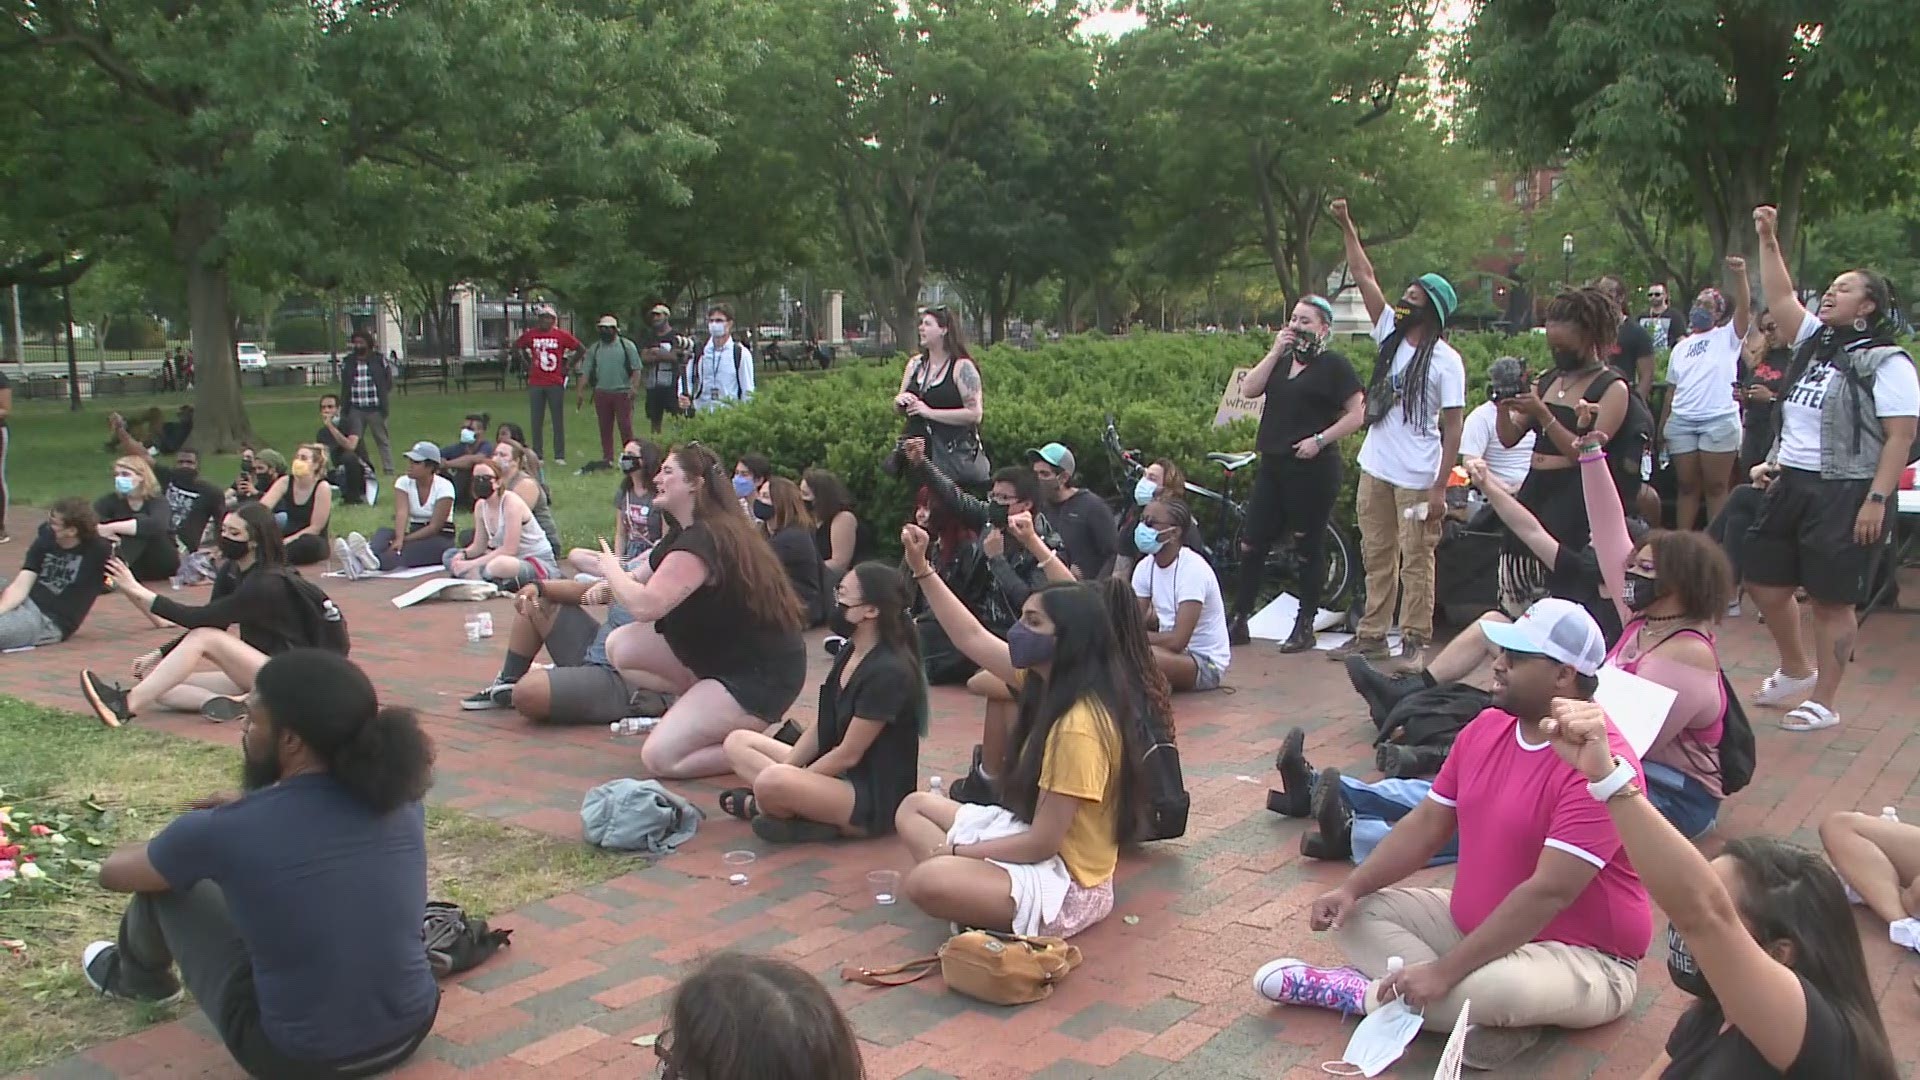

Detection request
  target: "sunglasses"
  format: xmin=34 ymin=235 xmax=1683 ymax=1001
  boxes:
xmin=920 ymin=305 xmax=950 ymax=317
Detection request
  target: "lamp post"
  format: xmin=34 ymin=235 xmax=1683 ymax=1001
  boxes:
xmin=1562 ymin=233 xmax=1575 ymax=289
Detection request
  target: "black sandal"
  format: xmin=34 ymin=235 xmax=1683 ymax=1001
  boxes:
xmin=717 ymin=788 xmax=758 ymax=821
xmin=751 ymin=816 xmax=842 ymax=844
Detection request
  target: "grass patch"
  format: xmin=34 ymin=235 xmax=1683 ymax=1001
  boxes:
xmin=0 ymin=695 xmax=643 ymax=1073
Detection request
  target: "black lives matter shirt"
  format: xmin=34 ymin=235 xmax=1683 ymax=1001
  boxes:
xmin=21 ymin=527 xmax=112 ymax=637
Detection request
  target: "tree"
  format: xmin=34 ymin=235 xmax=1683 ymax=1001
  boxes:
xmin=1460 ymin=0 xmax=1920 ymax=265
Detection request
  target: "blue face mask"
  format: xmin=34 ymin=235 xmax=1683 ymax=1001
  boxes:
xmin=1133 ymin=477 xmax=1157 ymax=506
xmin=1688 ymin=307 xmax=1714 ymax=333
xmin=1006 ymin=621 xmax=1056 ymax=669
xmin=1134 ymin=521 xmax=1166 ymax=555
xmin=113 ymin=474 xmax=137 ymax=496
xmin=732 ymin=475 xmax=755 ymax=498
xmin=459 ymin=428 xmax=477 ymax=444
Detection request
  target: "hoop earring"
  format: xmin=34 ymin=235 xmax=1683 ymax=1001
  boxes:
xmin=1853 ymin=317 xmax=1869 ymax=332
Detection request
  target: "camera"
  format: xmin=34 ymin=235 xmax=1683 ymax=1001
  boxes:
xmin=1487 ymin=356 xmax=1530 ymax=402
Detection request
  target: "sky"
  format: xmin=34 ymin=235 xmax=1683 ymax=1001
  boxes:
xmin=1076 ymin=0 xmax=1470 ymax=40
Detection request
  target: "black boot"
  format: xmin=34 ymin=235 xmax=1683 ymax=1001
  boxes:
xmin=1278 ymin=616 xmax=1316 ymax=654
xmin=1308 ymin=766 xmax=1352 ymax=859
xmin=1228 ymin=615 xmax=1251 ymax=647
xmin=1266 ymin=727 xmax=1314 ymax=817
xmin=1344 ymin=654 xmax=1431 ymax=727
xmin=946 ymin=744 xmax=996 ymax=805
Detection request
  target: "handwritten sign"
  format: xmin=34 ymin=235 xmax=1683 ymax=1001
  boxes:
xmin=1214 ymin=366 xmax=1267 ymax=427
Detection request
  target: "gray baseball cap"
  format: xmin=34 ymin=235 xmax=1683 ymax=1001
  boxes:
xmin=403 ymin=441 xmax=442 ymax=464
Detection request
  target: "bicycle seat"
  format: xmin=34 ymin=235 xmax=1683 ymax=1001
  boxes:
xmin=1207 ymin=451 xmax=1258 ymax=471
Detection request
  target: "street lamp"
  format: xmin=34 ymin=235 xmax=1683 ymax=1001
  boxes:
xmin=1562 ymin=233 xmax=1575 ymax=288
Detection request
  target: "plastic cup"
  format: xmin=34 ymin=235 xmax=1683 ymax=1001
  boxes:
xmin=868 ymin=869 xmax=900 ymax=906
xmin=723 ymin=850 xmax=755 ymax=886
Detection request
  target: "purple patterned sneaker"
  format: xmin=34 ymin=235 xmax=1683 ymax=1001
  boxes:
xmin=1252 ymin=957 xmax=1369 ymax=1015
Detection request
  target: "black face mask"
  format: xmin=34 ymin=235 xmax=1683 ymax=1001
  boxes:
xmin=828 ymin=602 xmax=859 ymax=638
xmin=986 ymin=502 xmax=1010 ymax=529
xmin=1623 ymin=573 xmax=1659 ymax=612
xmin=1551 ymin=346 xmax=1591 ymax=371
xmin=599 ymin=328 xmax=616 ymax=342
xmin=619 ymin=455 xmax=643 ymax=474
xmin=472 ymin=477 xmax=496 ymax=500
xmin=752 ymin=500 xmax=773 ymax=522
xmin=1666 ymin=925 xmax=1714 ymax=1000
xmin=217 ymin=535 xmax=251 ymax=561
xmin=173 ymin=467 xmax=198 ymax=484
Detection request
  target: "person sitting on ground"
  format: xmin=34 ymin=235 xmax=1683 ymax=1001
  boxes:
xmin=802 ymin=468 xmax=874 ymax=597
xmin=732 ymin=452 xmax=773 ymax=509
xmin=440 ymin=413 xmax=493 ymax=510
xmin=105 ymin=428 xmax=224 ymax=554
xmin=226 ymin=448 xmax=269 ymax=508
xmin=82 ymin=504 xmax=349 ymax=727
xmin=1256 ymin=598 xmax=1647 ymax=1071
xmin=0 ymin=498 xmax=112 ymax=650
xmin=460 ymin=578 xmax=671 ymax=725
xmin=259 ymin=444 xmax=334 ymax=567
xmin=1115 ymin=458 xmax=1204 ymax=580
xmin=568 ymin=440 xmax=662 ymax=577
xmin=315 ymin=394 xmax=371 ymax=505
xmin=489 ymin=438 xmax=559 ymax=548
xmin=720 ymin=562 xmax=926 ymax=842
xmin=754 ymin=477 xmax=825 ymax=626
xmin=349 ymin=442 xmax=458 ymax=575
xmin=97 ymin=455 xmax=181 ymax=582
xmin=1550 ymin=700 xmax=1896 ymax=1079
xmin=442 ymin=459 xmax=558 ymax=588
xmin=654 ymin=952 xmax=864 ymax=1080
xmin=1822 ymin=810 xmax=1920 ymax=961
xmin=1131 ymin=497 xmax=1231 ymax=691
xmin=600 ymin=444 xmax=809 ymax=779
xmin=894 ymin=524 xmax=1142 ymax=939
xmin=1028 ymin=442 xmax=1118 ymax=581
xmin=84 ymin=649 xmax=439 ymax=1080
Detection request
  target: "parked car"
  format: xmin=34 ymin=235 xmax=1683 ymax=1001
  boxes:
xmin=236 ymin=342 xmax=268 ymax=370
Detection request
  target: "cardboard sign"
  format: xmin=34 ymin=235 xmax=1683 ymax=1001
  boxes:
xmin=1214 ymin=366 xmax=1267 ymax=427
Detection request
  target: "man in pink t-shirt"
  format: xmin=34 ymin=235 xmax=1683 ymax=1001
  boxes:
xmin=1253 ymin=598 xmax=1652 ymax=1070
xmin=513 ymin=305 xmax=584 ymax=465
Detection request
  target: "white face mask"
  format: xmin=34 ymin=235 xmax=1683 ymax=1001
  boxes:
xmin=1323 ymin=998 xmax=1423 ymax=1077
xmin=708 ymin=321 xmax=728 ymax=339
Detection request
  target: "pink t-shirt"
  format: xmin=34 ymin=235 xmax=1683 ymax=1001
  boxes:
xmin=1429 ymin=707 xmax=1653 ymax=961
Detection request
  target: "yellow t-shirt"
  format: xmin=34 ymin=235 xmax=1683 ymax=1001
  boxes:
xmin=1038 ymin=695 xmax=1123 ymax=888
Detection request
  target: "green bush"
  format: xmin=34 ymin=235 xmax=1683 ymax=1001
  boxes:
xmin=101 ymin=316 xmax=165 ymax=351
xmin=686 ymin=330 xmax=1553 ymax=553
xmin=273 ymin=316 xmax=331 ymax=354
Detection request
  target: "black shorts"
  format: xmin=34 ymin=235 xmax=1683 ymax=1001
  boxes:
xmin=644 ymin=386 xmax=680 ymax=424
xmin=1743 ymin=467 xmax=1880 ymax=605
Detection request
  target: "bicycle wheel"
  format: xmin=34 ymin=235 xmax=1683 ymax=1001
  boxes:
xmin=1318 ymin=521 xmax=1355 ymax=611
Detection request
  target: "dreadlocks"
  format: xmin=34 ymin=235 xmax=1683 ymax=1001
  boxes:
xmin=1544 ymin=287 xmax=1619 ymax=354
xmin=1368 ymin=319 xmax=1441 ymax=425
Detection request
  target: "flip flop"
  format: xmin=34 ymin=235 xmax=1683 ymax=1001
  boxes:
xmin=717 ymin=788 xmax=758 ymax=821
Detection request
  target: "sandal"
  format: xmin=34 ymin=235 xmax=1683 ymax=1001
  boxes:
xmin=751 ymin=816 xmax=842 ymax=844
xmin=1782 ymin=701 xmax=1840 ymax=732
xmin=717 ymin=788 xmax=758 ymax=821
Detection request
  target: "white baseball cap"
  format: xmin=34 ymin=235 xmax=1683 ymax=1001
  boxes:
xmin=1479 ymin=598 xmax=1606 ymax=676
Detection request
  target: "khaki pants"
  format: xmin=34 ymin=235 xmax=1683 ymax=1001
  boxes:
xmin=1335 ymin=887 xmax=1638 ymax=1033
xmin=1355 ymin=472 xmax=1440 ymax=641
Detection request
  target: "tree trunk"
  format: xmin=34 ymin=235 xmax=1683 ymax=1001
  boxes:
xmin=175 ymin=200 xmax=253 ymax=450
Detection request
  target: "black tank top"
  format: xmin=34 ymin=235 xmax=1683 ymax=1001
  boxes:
xmin=276 ymin=481 xmax=321 ymax=535
xmin=1532 ymin=369 xmax=1619 ymax=459
xmin=906 ymin=353 xmax=970 ymax=440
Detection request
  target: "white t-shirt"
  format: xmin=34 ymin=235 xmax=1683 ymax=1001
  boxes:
xmin=395 ymin=473 xmax=456 ymax=526
xmin=1459 ymin=400 xmax=1534 ymax=490
xmin=1357 ymin=310 xmax=1468 ymax=489
xmin=1664 ymin=322 xmax=1742 ymax=421
xmin=1776 ymin=316 xmax=1920 ymax=470
xmin=1131 ymin=546 xmax=1231 ymax=674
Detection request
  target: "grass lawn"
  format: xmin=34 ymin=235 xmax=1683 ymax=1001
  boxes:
xmin=2 ymin=386 xmax=704 ymax=552
xmin=0 ymin=696 xmax=645 ymax=1073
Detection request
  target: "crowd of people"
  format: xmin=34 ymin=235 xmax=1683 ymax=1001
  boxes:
xmin=2 ymin=199 xmax=1915 ymax=1079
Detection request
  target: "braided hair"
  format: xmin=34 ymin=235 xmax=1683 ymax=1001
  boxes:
xmin=1544 ymin=287 xmax=1619 ymax=356
xmin=1367 ymin=304 xmax=1441 ymax=425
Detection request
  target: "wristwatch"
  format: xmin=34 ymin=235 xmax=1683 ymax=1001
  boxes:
xmin=1313 ymin=433 xmax=1325 ymax=447
xmin=1868 ymin=492 xmax=1888 ymax=505
xmin=1587 ymin=755 xmax=1638 ymax=803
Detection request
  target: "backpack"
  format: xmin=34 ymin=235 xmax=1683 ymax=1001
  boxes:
xmin=1137 ymin=739 xmax=1190 ymax=841
xmin=1376 ymin=683 xmax=1489 ymax=753
xmin=588 ymin=337 xmax=640 ymax=387
xmin=277 ymin=569 xmax=351 ymax=655
xmin=1699 ymin=673 xmax=1755 ymax=796
xmin=687 ymin=341 xmax=744 ymax=402
xmin=422 ymin=900 xmax=512 ymax=978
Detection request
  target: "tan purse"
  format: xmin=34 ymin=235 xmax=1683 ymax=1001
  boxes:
xmin=841 ymin=929 xmax=1082 ymax=1006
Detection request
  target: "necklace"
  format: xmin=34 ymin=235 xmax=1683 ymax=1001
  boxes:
xmin=1553 ymin=364 xmax=1604 ymax=400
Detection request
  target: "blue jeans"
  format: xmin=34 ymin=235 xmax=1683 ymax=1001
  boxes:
xmin=1341 ymin=775 xmax=1460 ymax=868
xmin=1644 ymin=760 xmax=1720 ymax=840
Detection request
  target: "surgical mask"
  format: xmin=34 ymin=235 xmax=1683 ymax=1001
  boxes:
xmin=1623 ymin=572 xmax=1658 ymax=612
xmin=752 ymin=500 xmax=773 ymax=522
xmin=290 ymin=460 xmax=313 ymax=479
xmin=472 ymin=477 xmax=496 ymax=500
xmin=1134 ymin=521 xmax=1166 ymax=555
xmin=113 ymin=474 xmax=136 ymax=496
xmin=986 ymin=502 xmax=1010 ymax=530
xmin=1666 ymin=925 xmax=1713 ymax=1000
xmin=459 ymin=428 xmax=477 ymax=444
xmin=1688 ymin=306 xmax=1714 ymax=333
xmin=598 ymin=327 xmax=616 ymax=342
xmin=708 ymin=321 xmax=728 ymax=339
xmin=1551 ymin=346 xmax=1589 ymax=371
xmin=732 ymin=475 xmax=755 ymax=498
xmin=1006 ymin=621 xmax=1056 ymax=669
xmin=1133 ymin=477 xmax=1158 ymax=506
xmin=1324 ymin=997 xmax=1424 ymax=1077
xmin=828 ymin=602 xmax=859 ymax=638
xmin=217 ymin=535 xmax=250 ymax=561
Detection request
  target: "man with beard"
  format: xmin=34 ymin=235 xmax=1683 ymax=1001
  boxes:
xmin=85 ymin=649 xmax=439 ymax=1078
xmin=338 ymin=331 xmax=394 ymax=475
xmin=639 ymin=304 xmax=688 ymax=435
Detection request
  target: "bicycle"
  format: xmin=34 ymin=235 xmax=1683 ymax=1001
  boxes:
xmin=1101 ymin=414 xmax=1356 ymax=617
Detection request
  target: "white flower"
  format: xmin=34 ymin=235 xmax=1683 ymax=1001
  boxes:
xmin=17 ymin=861 xmax=43 ymax=881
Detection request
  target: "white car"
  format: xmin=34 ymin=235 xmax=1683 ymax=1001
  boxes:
xmin=236 ymin=342 xmax=268 ymax=370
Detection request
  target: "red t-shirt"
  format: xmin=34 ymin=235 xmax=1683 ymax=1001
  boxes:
xmin=515 ymin=328 xmax=583 ymax=387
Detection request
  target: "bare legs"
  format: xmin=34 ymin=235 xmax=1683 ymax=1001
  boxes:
xmin=721 ymin=730 xmax=860 ymax=833
xmin=126 ymin=629 xmax=265 ymax=715
xmin=1148 ymin=646 xmax=1200 ymax=691
xmin=1749 ymin=583 xmax=1815 ymax=681
xmin=1820 ymin=812 xmax=1920 ymax=925
xmin=965 ymin=670 xmax=1017 ymax=775
xmin=1697 ymin=450 xmax=1735 ymax=527
xmin=1673 ymin=451 xmax=1704 ymax=532
xmin=895 ymin=792 xmax=1016 ymax=931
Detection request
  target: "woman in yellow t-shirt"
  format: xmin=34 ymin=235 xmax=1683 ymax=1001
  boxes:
xmin=894 ymin=524 xmax=1147 ymax=938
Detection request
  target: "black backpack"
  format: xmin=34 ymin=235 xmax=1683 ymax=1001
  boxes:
xmin=422 ymin=901 xmax=511 ymax=977
xmin=278 ymin=569 xmax=351 ymax=655
xmin=686 ymin=341 xmax=745 ymax=403
xmin=1137 ymin=738 xmax=1190 ymax=842
xmin=1376 ymin=683 xmax=1490 ymax=754
xmin=1696 ymin=674 xmax=1755 ymax=797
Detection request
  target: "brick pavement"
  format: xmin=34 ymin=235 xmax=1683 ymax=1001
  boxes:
xmin=8 ymin=511 xmax=1920 ymax=1079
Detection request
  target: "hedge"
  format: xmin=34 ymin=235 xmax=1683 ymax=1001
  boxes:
xmin=102 ymin=316 xmax=166 ymax=351
xmin=273 ymin=315 xmax=331 ymax=354
xmin=684 ymin=330 xmax=1554 ymax=553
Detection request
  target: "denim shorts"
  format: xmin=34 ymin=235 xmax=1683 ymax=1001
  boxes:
xmin=1644 ymin=760 xmax=1720 ymax=839
xmin=1664 ymin=412 xmax=1742 ymax=455
xmin=1189 ymin=652 xmax=1226 ymax=691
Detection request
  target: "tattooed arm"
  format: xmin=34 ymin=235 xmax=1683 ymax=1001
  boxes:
xmin=909 ymin=358 xmax=984 ymax=427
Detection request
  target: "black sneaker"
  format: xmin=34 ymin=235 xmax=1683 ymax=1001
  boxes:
xmin=1268 ymin=727 xmax=1313 ymax=818
xmin=1344 ymin=654 xmax=1428 ymax=725
xmin=627 ymin=689 xmax=677 ymax=717
xmin=1227 ymin=616 xmax=1251 ymax=647
xmin=199 ymin=696 xmax=247 ymax=723
xmin=460 ymin=682 xmax=514 ymax=711
xmin=1310 ymin=766 xmax=1353 ymax=859
xmin=81 ymin=671 xmax=133 ymax=729
xmin=82 ymin=942 xmax=183 ymax=1005
xmin=947 ymin=745 xmax=996 ymax=805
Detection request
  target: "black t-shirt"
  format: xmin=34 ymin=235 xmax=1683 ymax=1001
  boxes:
xmin=93 ymin=493 xmax=173 ymax=543
xmin=1661 ymin=976 xmax=1856 ymax=1080
xmin=151 ymin=563 xmax=326 ymax=657
xmin=649 ymin=520 xmax=804 ymax=678
xmin=816 ymin=644 xmax=923 ymax=833
xmin=1642 ymin=309 xmax=1688 ymax=353
xmin=146 ymin=774 xmax=438 ymax=1063
xmin=1549 ymin=543 xmax=1621 ymax=646
xmin=769 ymin=524 xmax=824 ymax=624
xmin=1049 ymin=488 xmax=1119 ymax=580
xmin=162 ymin=468 xmax=223 ymax=551
xmin=1254 ymin=349 xmax=1364 ymax=454
xmin=315 ymin=424 xmax=355 ymax=468
xmin=22 ymin=526 xmax=111 ymax=637
xmin=1611 ymin=318 xmax=1655 ymax=388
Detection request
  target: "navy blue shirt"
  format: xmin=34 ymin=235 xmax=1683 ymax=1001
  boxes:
xmin=146 ymin=774 xmax=438 ymax=1062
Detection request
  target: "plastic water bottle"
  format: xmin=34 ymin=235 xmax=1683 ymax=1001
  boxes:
xmin=928 ymin=776 xmax=944 ymax=800
xmin=1386 ymin=956 xmax=1403 ymax=975
xmin=609 ymin=717 xmax=658 ymax=737
xmin=1884 ymin=807 xmax=1901 ymax=824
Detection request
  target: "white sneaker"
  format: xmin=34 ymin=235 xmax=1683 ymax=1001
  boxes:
xmin=331 ymin=537 xmax=364 ymax=580
xmin=1725 ymin=600 xmax=1742 ymax=618
xmin=1754 ymin=668 xmax=1818 ymax=707
xmin=345 ymin=531 xmax=380 ymax=575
